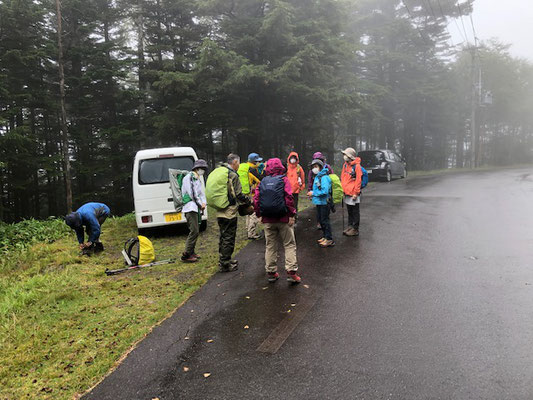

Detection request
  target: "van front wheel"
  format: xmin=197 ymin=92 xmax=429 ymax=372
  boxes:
xmin=200 ymin=220 xmax=208 ymax=232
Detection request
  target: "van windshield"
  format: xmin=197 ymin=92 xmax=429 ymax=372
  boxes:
xmin=139 ymin=156 xmax=194 ymax=185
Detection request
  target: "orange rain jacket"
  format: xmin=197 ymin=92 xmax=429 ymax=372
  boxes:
xmin=341 ymin=157 xmax=363 ymax=196
xmin=286 ymin=151 xmax=306 ymax=194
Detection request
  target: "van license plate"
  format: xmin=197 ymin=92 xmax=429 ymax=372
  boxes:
xmin=165 ymin=213 xmax=182 ymax=222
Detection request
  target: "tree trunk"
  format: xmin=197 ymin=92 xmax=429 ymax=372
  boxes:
xmin=56 ymin=0 xmax=73 ymax=212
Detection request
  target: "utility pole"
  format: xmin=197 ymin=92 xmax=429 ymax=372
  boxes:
xmin=56 ymin=0 xmax=73 ymax=212
xmin=469 ymin=43 xmax=481 ymax=169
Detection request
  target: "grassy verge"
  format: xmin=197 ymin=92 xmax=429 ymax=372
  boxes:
xmin=0 ymin=210 xmax=251 ymax=399
xmin=0 ymin=197 xmax=313 ymax=399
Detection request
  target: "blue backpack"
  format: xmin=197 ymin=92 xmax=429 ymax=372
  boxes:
xmin=350 ymin=165 xmax=368 ymax=189
xmin=259 ymin=176 xmax=287 ymax=218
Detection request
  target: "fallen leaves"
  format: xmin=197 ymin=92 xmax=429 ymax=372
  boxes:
xmin=245 ymin=296 xmax=250 ymax=299
xmin=207 ymin=339 xmax=214 ymax=343
xmin=244 ymin=325 xmax=249 ymax=329
xmin=203 ymin=373 xmax=211 ymax=378
xmin=291 ymin=303 xmax=296 ymax=307
xmin=183 ymin=367 xmax=189 ymax=372
xmin=303 ymin=284 xmax=310 ymax=289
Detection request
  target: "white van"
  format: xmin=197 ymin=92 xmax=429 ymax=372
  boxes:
xmin=132 ymin=147 xmax=207 ymax=231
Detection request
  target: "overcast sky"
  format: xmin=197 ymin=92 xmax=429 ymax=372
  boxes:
xmin=448 ymin=0 xmax=533 ymax=61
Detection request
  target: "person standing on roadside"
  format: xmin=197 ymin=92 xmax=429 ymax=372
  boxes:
xmin=286 ymin=151 xmax=305 ymax=221
xmin=307 ymin=151 xmax=333 ymax=188
xmin=206 ymin=153 xmax=252 ymax=272
xmin=308 ymin=159 xmax=335 ymax=248
xmin=307 ymin=151 xmax=333 ymax=229
xmin=254 ymin=158 xmax=301 ymax=284
xmin=237 ymin=152 xmax=264 ymax=240
xmin=340 ymin=147 xmax=362 ymax=237
xmin=181 ymin=159 xmax=208 ymax=263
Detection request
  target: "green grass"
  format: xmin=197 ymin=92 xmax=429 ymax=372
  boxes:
xmin=0 ymin=210 xmax=252 ymax=399
xmin=0 ymin=197 xmax=314 ymax=399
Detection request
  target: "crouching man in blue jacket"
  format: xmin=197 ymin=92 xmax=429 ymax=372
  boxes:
xmin=65 ymin=202 xmax=110 ymax=254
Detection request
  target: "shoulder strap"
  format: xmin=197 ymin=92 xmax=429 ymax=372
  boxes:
xmin=125 ymin=237 xmax=140 ymax=265
xmin=227 ymin=169 xmax=237 ymax=202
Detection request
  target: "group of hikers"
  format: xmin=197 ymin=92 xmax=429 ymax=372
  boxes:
xmin=63 ymin=147 xmax=364 ymax=285
xmin=186 ymin=147 xmax=364 ymax=284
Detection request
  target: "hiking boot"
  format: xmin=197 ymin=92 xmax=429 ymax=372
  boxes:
xmin=94 ymin=242 xmax=104 ymax=253
xmin=247 ymin=232 xmax=264 ymax=240
xmin=192 ymin=254 xmax=201 ymax=259
xmin=286 ymin=271 xmax=301 ymax=284
xmin=267 ymin=272 xmax=279 ymax=282
xmin=345 ymin=228 xmax=359 ymax=237
xmin=319 ymin=239 xmax=335 ymax=248
xmin=219 ymin=262 xmax=238 ymax=273
xmin=181 ymin=253 xmax=198 ymax=263
xmin=230 ymin=259 xmax=239 ymax=266
xmin=81 ymin=247 xmax=94 ymax=257
xmin=317 ymin=237 xmax=326 ymax=244
xmin=342 ymin=227 xmax=351 ymax=236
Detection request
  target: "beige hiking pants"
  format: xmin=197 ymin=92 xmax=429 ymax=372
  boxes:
xmin=263 ymin=222 xmax=298 ymax=273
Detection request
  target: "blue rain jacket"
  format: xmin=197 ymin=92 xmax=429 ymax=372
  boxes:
xmin=74 ymin=202 xmax=110 ymax=243
xmin=312 ymin=168 xmax=332 ymax=206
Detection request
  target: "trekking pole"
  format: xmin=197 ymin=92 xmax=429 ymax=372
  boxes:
xmin=105 ymin=259 xmax=176 ymax=276
xmin=342 ymin=197 xmax=345 ymax=232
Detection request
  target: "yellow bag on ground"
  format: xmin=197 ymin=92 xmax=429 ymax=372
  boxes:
xmin=138 ymin=235 xmax=155 ymax=265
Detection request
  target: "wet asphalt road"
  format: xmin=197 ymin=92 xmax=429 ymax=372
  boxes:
xmin=85 ymin=168 xmax=533 ymax=400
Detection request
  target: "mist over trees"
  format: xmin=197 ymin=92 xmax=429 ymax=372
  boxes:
xmin=1 ymin=0 xmax=532 ymax=222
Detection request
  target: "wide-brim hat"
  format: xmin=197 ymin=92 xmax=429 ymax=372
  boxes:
xmin=341 ymin=147 xmax=357 ymax=160
xmin=310 ymin=159 xmax=324 ymax=168
xmin=193 ymin=159 xmax=208 ymax=170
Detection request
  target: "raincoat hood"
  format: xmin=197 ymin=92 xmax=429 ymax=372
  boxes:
xmin=287 ymin=151 xmax=300 ymax=165
xmin=265 ymin=158 xmax=286 ymax=176
xmin=348 ymin=157 xmax=361 ymax=166
xmin=316 ymin=166 xmax=328 ymax=178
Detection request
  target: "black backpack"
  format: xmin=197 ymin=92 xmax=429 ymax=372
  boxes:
xmin=259 ymin=175 xmax=287 ymax=218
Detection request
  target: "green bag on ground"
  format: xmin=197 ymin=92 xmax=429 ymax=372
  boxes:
xmin=206 ymin=166 xmax=230 ymax=210
xmin=329 ymin=173 xmax=344 ymax=204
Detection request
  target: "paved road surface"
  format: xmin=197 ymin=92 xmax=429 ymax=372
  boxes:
xmin=86 ymin=168 xmax=533 ymax=399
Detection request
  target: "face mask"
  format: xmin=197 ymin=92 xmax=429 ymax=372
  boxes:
xmin=290 ymin=158 xmax=297 ymax=164
xmin=196 ymin=169 xmax=205 ymax=176
xmin=312 ymin=167 xmax=320 ymax=175
xmin=343 ymin=155 xmax=351 ymax=162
